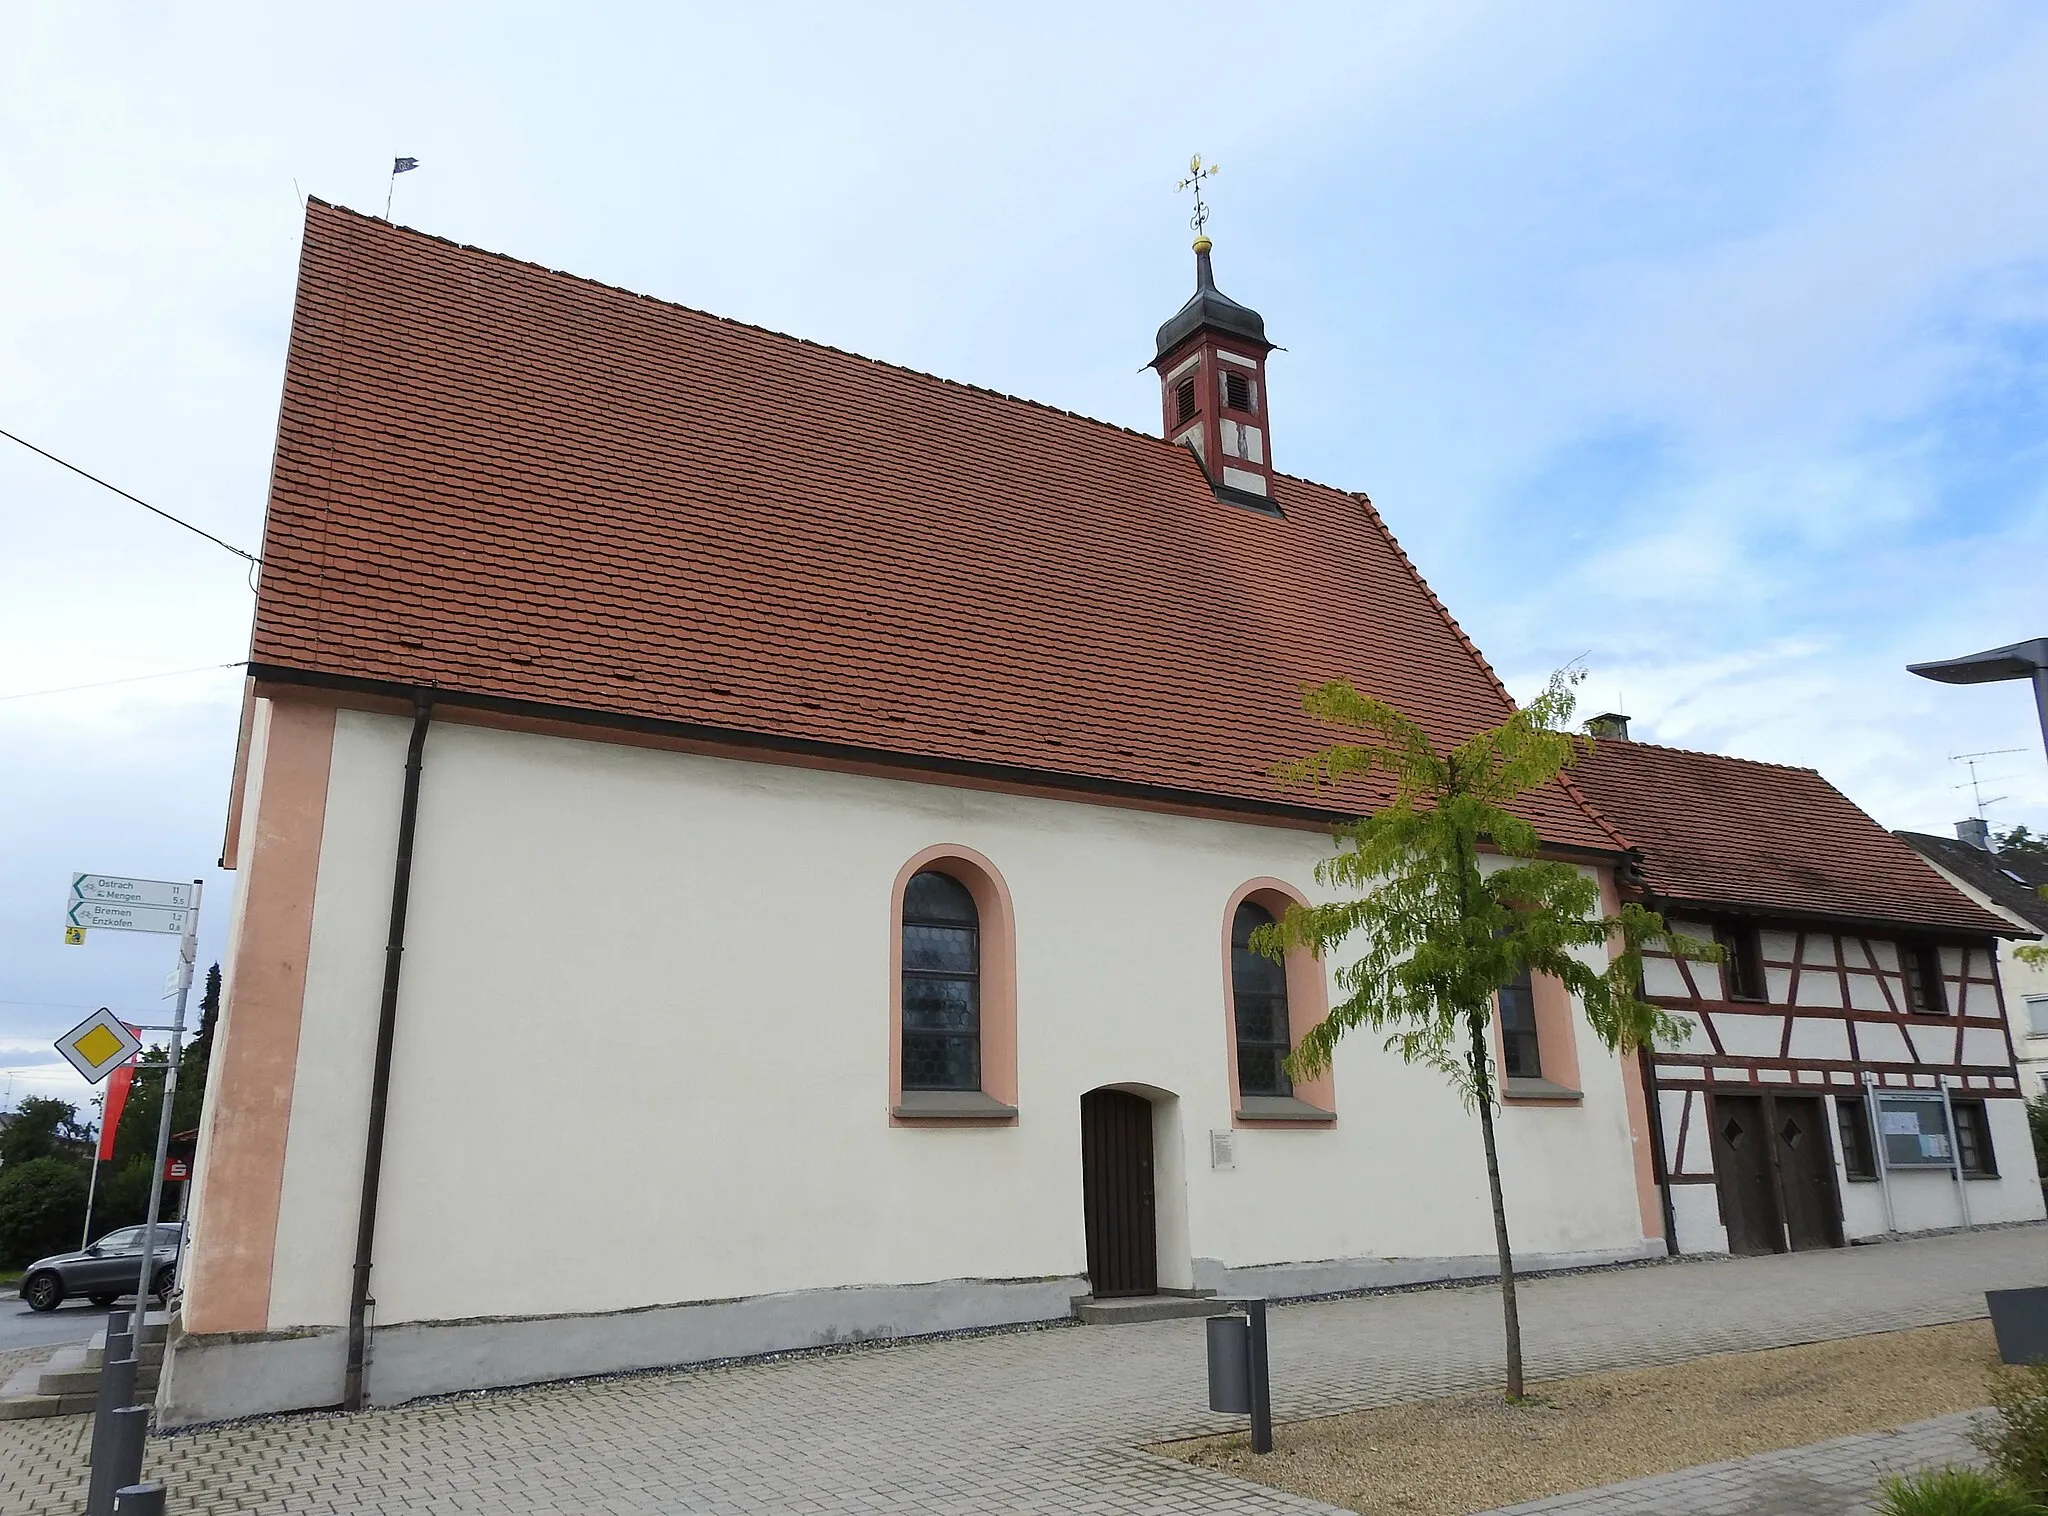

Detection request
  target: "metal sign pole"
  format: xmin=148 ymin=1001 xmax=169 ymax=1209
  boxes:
xmin=130 ymin=882 xmax=200 ymax=1337
xmin=1937 ymin=1075 xmax=1972 ymax=1230
xmin=81 ymin=1108 xmax=105 ymax=1250
xmin=1865 ymin=1072 xmax=1897 ymax=1235
xmin=1245 ymin=1297 xmax=1273 ymax=1455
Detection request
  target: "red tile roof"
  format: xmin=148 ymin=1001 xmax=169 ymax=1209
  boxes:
xmin=248 ymin=200 xmax=1624 ymax=849
xmin=1570 ymin=739 xmax=2015 ymax=936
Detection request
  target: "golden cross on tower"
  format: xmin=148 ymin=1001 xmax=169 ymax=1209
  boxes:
xmin=1176 ymin=153 xmax=1220 ymax=249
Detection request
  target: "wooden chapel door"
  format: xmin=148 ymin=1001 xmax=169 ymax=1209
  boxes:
xmin=1080 ymin=1089 xmax=1157 ymax=1298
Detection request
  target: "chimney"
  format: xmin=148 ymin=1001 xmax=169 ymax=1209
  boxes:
xmin=1955 ymin=817 xmax=1992 ymax=850
xmin=1586 ymin=712 xmax=1631 ymax=741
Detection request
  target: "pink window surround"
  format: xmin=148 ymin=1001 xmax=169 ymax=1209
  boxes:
xmin=1222 ymin=879 xmax=1337 ymax=1127
xmin=887 ymin=845 xmax=1019 ymax=1126
xmin=1494 ymin=969 xmax=1584 ymax=1104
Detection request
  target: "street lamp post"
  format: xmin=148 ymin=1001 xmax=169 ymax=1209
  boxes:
xmin=1908 ymin=637 xmax=2048 ymax=766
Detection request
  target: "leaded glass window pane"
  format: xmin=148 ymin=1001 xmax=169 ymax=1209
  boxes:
xmin=1498 ymin=969 xmax=1541 ymax=1080
xmin=903 ymin=923 xmax=976 ymax=974
xmin=902 ymin=869 xmax=981 ymax=1092
xmin=1231 ymin=901 xmax=1293 ymax=1098
xmin=904 ymin=870 xmax=976 ymax=924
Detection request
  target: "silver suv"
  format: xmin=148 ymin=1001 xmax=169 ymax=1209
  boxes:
xmin=17 ymin=1224 xmax=182 ymax=1312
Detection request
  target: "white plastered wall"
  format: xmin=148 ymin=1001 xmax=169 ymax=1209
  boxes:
xmin=266 ymin=711 xmax=1655 ymax=1331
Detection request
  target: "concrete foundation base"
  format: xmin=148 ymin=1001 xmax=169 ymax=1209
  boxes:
xmin=159 ymin=1240 xmax=1669 ymax=1426
xmin=157 ymin=1273 xmax=1086 ymax=1427
xmin=1191 ymin=1238 xmax=1668 ymax=1299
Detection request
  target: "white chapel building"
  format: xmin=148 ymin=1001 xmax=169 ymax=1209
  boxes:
xmin=174 ymin=204 xmax=1793 ymax=1421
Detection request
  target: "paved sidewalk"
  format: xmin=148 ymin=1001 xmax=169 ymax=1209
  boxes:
xmin=1 ymin=1226 xmax=2040 ymax=1515
xmin=1482 ymin=1410 xmax=1986 ymax=1515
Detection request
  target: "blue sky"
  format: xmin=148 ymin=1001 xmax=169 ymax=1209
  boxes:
xmin=3 ymin=1 xmax=2045 ymax=1111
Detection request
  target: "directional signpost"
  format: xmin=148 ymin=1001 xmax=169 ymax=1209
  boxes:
xmin=66 ymin=876 xmax=196 ymax=941
xmin=59 ymin=869 xmax=203 ymax=1505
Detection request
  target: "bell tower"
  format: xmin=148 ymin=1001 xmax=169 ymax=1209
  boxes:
xmin=1150 ymin=156 xmax=1278 ymax=511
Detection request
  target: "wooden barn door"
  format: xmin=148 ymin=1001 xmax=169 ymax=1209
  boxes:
xmin=1080 ymin=1089 xmax=1157 ymax=1298
xmin=1771 ymin=1095 xmax=1843 ymax=1251
xmin=1709 ymin=1092 xmax=1781 ymax=1255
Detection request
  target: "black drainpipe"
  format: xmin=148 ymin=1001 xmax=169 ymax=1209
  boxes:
xmin=344 ymin=688 xmax=434 ymax=1411
xmin=1638 ymin=1045 xmax=1679 ymax=1256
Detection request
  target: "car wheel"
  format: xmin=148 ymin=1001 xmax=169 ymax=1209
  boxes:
xmin=151 ymin=1266 xmax=175 ymax=1302
xmin=89 ymin=1292 xmax=118 ymax=1308
xmin=23 ymin=1273 xmax=63 ymax=1312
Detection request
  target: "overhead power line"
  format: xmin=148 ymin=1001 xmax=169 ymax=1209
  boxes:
xmin=1 ymin=426 xmax=261 ymax=565
xmin=0 ymin=661 xmax=246 ymax=704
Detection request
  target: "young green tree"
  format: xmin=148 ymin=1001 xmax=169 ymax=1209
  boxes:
xmin=1255 ymin=672 xmax=1714 ymax=1400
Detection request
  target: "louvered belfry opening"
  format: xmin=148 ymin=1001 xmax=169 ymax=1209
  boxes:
xmin=1224 ymin=371 xmax=1252 ymax=411
xmin=1175 ymin=376 xmax=1197 ymax=425
xmin=1079 ymin=1088 xmax=1158 ymax=1298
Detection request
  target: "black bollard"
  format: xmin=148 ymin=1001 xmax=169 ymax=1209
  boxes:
xmin=98 ymin=1405 xmax=151 ymax=1516
xmin=114 ymin=1483 xmax=167 ymax=1515
xmin=86 ymin=1354 xmax=140 ymax=1516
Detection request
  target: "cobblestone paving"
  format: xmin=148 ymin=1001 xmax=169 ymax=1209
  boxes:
xmin=1 ymin=1227 xmax=2040 ymax=1515
xmin=1480 ymin=1411 xmax=1987 ymax=1515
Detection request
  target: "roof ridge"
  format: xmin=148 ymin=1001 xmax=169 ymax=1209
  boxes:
xmin=305 ymin=198 xmax=1360 ymax=501
xmin=1593 ymin=736 xmax=1823 ymax=777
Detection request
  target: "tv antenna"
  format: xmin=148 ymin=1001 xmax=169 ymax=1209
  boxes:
xmin=1950 ymin=748 xmax=2024 ymax=818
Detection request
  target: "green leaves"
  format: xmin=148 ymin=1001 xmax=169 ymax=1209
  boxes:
xmin=1255 ymin=670 xmax=1715 ymax=1105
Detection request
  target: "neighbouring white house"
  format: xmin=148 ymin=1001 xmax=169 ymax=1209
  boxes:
xmin=164 ymin=203 xmax=1677 ymax=1424
xmin=1897 ymin=825 xmax=2048 ymax=1099
xmin=1571 ymin=719 xmax=2046 ymax=1255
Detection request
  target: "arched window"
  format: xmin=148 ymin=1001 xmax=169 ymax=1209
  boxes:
xmin=1230 ymin=901 xmax=1292 ymax=1097
xmin=1496 ymin=968 xmax=1541 ymax=1079
xmin=901 ymin=870 xmax=980 ymax=1092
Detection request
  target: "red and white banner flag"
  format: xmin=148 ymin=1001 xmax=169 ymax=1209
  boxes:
xmin=97 ymin=1036 xmax=140 ymax=1162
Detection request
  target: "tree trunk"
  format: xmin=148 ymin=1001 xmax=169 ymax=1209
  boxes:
xmin=1473 ymin=1016 xmax=1525 ymax=1400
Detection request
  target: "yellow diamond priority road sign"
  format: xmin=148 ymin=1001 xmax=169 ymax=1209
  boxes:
xmin=56 ymin=1008 xmax=142 ymax=1084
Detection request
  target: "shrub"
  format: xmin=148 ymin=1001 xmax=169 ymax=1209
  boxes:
xmin=1976 ymin=1361 xmax=2048 ymax=1503
xmin=1874 ymin=1466 xmax=2042 ymax=1515
xmin=0 ymin=1157 xmax=90 ymax=1268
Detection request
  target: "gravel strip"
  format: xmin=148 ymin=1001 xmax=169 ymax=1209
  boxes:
xmin=1157 ymin=1320 xmax=2003 ymax=1516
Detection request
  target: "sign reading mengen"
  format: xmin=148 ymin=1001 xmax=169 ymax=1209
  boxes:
xmin=71 ymin=875 xmax=195 ymax=910
xmin=55 ymin=1009 xmax=143 ymax=1085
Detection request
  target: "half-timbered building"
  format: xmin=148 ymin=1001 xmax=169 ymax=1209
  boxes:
xmin=1572 ymin=717 xmax=2046 ymax=1256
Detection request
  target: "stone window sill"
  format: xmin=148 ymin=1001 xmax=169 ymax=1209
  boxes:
xmin=891 ymin=1089 xmax=1018 ymax=1121
xmin=1235 ymin=1095 xmax=1336 ymax=1123
xmin=1502 ymin=1076 xmax=1583 ymax=1104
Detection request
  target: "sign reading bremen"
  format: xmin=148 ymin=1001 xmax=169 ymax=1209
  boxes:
xmin=67 ymin=899 xmax=194 ymax=935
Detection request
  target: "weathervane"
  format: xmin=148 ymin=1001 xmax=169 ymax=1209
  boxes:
xmin=1177 ymin=153 xmax=1220 ymax=244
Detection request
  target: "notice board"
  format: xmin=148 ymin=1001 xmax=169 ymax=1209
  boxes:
xmin=1876 ymin=1092 xmax=1954 ymax=1169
